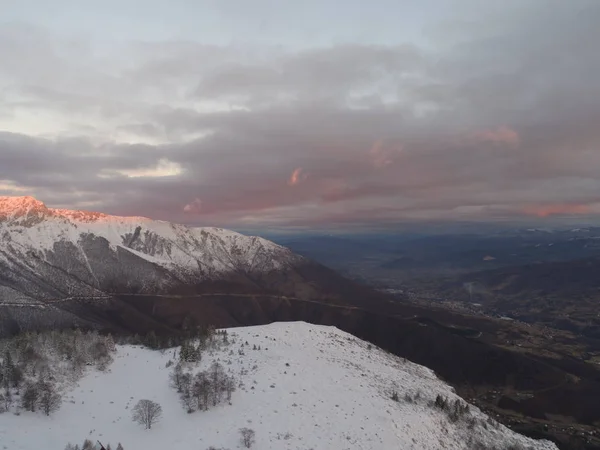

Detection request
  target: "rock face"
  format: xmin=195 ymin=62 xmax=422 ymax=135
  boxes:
xmin=0 ymin=196 xmax=385 ymax=335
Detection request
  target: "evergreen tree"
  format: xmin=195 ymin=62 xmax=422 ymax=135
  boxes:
xmin=179 ymin=341 xmax=190 ymax=362
xmin=144 ymin=331 xmax=158 ymax=349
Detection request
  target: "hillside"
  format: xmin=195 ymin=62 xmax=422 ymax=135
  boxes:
xmin=0 ymin=322 xmax=557 ymax=450
xmin=433 ymin=257 xmax=600 ymax=339
xmin=0 ymin=196 xmax=388 ymax=336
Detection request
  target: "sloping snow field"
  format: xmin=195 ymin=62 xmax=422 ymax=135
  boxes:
xmin=0 ymin=322 xmax=557 ymax=450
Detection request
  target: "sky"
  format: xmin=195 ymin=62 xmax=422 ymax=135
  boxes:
xmin=1 ymin=0 xmax=599 ymax=230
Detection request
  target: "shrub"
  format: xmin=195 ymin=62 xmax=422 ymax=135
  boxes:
xmin=239 ymin=428 xmax=256 ymax=448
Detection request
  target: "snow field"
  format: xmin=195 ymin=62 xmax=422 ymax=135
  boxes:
xmin=0 ymin=322 xmax=557 ymax=450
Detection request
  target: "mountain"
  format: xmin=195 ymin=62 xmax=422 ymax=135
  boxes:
xmin=0 ymin=196 xmax=386 ymax=336
xmin=2 ymin=197 xmax=599 ymax=448
xmin=444 ymin=256 xmax=600 ymax=339
xmin=0 ymin=321 xmax=558 ymax=450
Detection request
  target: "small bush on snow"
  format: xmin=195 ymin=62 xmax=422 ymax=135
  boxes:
xmin=239 ymin=427 xmax=256 ymax=448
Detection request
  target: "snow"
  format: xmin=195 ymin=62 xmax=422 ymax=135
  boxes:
xmin=0 ymin=322 xmax=557 ymax=450
xmin=0 ymin=196 xmax=298 ymax=293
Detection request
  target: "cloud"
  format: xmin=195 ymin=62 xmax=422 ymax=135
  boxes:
xmin=183 ymin=198 xmax=203 ymax=214
xmin=470 ymin=126 xmax=520 ymax=148
xmin=1 ymin=2 xmax=600 ymax=229
xmin=102 ymin=158 xmax=184 ymax=179
xmin=288 ymin=168 xmax=308 ymax=186
xmin=368 ymin=139 xmax=402 ymax=168
xmin=0 ymin=180 xmax=31 ymax=195
xmin=522 ymin=204 xmax=592 ymax=218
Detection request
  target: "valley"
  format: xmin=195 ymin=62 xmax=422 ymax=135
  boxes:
xmin=1 ymin=199 xmax=600 ymax=449
xmin=274 ymin=230 xmax=600 ymax=449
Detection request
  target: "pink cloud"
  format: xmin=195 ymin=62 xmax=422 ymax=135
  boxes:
xmin=471 ymin=126 xmax=520 ymax=148
xmin=183 ymin=198 xmax=203 ymax=214
xmin=368 ymin=139 xmax=401 ymax=168
xmin=521 ymin=203 xmax=590 ymax=217
xmin=288 ymin=167 xmax=308 ymax=186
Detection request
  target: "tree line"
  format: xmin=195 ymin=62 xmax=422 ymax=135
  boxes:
xmin=65 ymin=440 xmax=124 ymax=450
xmin=0 ymin=328 xmax=116 ymax=415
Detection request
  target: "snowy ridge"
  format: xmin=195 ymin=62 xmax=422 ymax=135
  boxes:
xmin=0 ymin=322 xmax=557 ymax=450
xmin=0 ymin=196 xmax=300 ymax=302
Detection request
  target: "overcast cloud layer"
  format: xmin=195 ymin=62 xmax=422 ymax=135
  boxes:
xmin=1 ymin=0 xmax=599 ymax=230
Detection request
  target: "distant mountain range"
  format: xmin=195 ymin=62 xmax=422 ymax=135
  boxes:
xmin=0 ymin=196 xmax=384 ymax=335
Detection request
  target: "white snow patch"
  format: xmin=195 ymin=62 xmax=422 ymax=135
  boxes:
xmin=0 ymin=196 xmax=298 ymax=286
xmin=0 ymin=322 xmax=557 ymax=450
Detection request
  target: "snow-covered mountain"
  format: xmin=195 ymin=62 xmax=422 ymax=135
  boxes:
xmin=0 ymin=321 xmax=558 ymax=450
xmin=0 ymin=196 xmax=298 ymax=292
xmin=1 ymin=196 xmax=378 ymax=335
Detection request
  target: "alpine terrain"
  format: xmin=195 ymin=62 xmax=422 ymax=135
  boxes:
xmin=0 ymin=196 xmax=381 ymax=336
xmin=0 ymin=322 xmax=557 ymax=450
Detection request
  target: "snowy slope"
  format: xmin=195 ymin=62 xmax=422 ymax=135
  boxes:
xmin=0 ymin=196 xmax=302 ymax=310
xmin=0 ymin=322 xmax=557 ymax=450
xmin=0 ymin=196 xmax=297 ymax=279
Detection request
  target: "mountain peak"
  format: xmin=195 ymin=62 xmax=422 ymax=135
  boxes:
xmin=0 ymin=195 xmax=46 ymax=209
xmin=0 ymin=195 xmax=49 ymax=223
xmin=0 ymin=194 xmax=300 ymax=300
xmin=0 ymin=195 xmax=151 ymax=225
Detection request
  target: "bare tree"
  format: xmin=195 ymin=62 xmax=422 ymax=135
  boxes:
xmin=180 ymin=385 xmax=195 ymax=414
xmin=132 ymin=399 xmax=162 ymax=429
xmin=239 ymin=428 xmax=256 ymax=448
xmin=180 ymin=372 xmax=192 ymax=393
xmin=210 ymin=362 xmax=226 ymax=406
xmin=169 ymin=364 xmax=184 ymax=393
xmin=38 ymin=381 xmax=62 ymax=416
xmin=224 ymin=375 xmax=236 ymax=402
xmin=192 ymin=371 xmax=211 ymax=411
xmin=2 ymin=390 xmax=11 ymax=411
xmin=21 ymin=382 xmax=39 ymax=412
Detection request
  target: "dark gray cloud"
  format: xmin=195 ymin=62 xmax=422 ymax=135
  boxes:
xmin=1 ymin=1 xmax=600 ymax=229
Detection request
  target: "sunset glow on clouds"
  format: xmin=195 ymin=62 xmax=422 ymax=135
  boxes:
xmin=1 ymin=0 xmax=600 ymax=229
xmin=522 ymin=204 xmax=592 ymax=218
xmin=470 ymin=127 xmax=520 ymax=149
xmin=288 ymin=168 xmax=308 ymax=186
xmin=183 ymin=198 xmax=203 ymax=214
